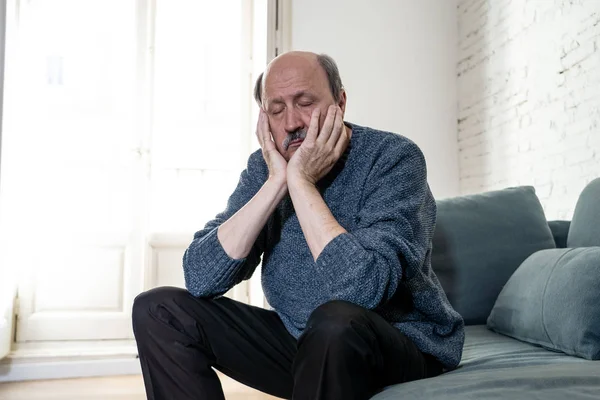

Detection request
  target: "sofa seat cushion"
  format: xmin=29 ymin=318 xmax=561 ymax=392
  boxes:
xmin=371 ymin=326 xmax=600 ymax=400
xmin=432 ymin=186 xmax=556 ymax=325
xmin=487 ymin=247 xmax=600 ymax=360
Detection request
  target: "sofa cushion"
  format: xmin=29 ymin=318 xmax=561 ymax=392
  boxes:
xmin=568 ymin=178 xmax=600 ymax=247
xmin=487 ymin=247 xmax=600 ymax=360
xmin=548 ymin=220 xmax=571 ymax=248
xmin=372 ymin=325 xmax=600 ymax=400
xmin=432 ymin=186 xmax=556 ymax=325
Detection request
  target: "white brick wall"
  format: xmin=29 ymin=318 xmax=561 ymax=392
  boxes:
xmin=457 ymin=0 xmax=600 ymax=220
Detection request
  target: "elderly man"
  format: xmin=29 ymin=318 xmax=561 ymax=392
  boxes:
xmin=132 ymin=51 xmax=464 ymax=400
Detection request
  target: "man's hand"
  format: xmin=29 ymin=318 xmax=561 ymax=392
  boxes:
xmin=287 ymin=105 xmax=348 ymax=186
xmin=256 ymin=109 xmax=287 ymax=183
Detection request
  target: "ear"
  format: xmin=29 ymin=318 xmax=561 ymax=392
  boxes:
xmin=337 ymin=90 xmax=347 ymax=115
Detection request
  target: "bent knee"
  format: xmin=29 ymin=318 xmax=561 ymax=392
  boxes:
xmin=132 ymin=286 xmax=189 ymax=327
xmin=305 ymin=300 xmax=368 ymax=337
xmin=308 ymin=300 xmax=365 ymax=324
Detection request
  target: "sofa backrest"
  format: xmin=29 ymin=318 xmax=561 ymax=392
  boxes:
xmin=431 ymin=186 xmax=556 ymax=325
xmin=548 ymin=220 xmax=571 ymax=248
xmin=567 ymin=178 xmax=600 ymax=248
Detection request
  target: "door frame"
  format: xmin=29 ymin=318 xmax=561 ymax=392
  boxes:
xmin=0 ymin=0 xmax=12 ymax=361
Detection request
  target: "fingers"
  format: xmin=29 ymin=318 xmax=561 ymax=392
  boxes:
xmin=306 ymin=107 xmax=321 ymax=142
xmin=260 ymin=110 xmax=271 ymax=146
xmin=316 ymin=105 xmax=337 ymax=145
xmin=255 ymin=111 xmax=264 ymax=147
xmin=256 ymin=110 xmax=274 ymax=150
xmin=333 ymin=115 xmax=349 ymax=156
xmin=327 ymin=106 xmax=344 ymax=149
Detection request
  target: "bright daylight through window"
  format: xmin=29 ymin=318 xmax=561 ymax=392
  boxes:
xmin=0 ymin=0 xmax=266 ymax=344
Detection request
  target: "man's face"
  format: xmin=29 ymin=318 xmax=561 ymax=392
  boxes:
xmin=262 ymin=57 xmax=343 ymax=161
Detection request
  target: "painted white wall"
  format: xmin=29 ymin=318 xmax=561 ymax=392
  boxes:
xmin=289 ymin=0 xmax=460 ymax=198
xmin=457 ymin=0 xmax=600 ymax=219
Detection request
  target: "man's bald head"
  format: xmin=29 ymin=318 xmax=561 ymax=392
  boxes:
xmin=253 ymin=52 xmax=343 ymax=107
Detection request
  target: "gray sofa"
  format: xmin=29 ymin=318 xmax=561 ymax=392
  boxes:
xmin=374 ymin=178 xmax=600 ymax=399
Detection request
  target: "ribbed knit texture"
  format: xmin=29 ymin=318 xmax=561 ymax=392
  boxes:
xmin=183 ymin=123 xmax=465 ymax=368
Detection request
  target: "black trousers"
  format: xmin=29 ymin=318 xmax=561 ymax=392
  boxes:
xmin=132 ymin=287 xmax=442 ymax=400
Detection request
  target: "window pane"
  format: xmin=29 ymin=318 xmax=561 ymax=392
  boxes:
xmin=150 ymin=0 xmax=246 ymax=233
xmin=1 ymin=0 xmax=138 ymax=237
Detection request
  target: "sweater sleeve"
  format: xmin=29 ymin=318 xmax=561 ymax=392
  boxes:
xmin=183 ymin=150 xmax=268 ymax=298
xmin=314 ymin=139 xmax=436 ymax=310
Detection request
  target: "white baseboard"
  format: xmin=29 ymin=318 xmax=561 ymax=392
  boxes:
xmin=0 ymin=356 xmax=141 ymax=382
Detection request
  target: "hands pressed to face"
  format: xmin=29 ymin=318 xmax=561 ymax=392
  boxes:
xmin=256 ymin=110 xmax=288 ymax=182
xmin=255 ymin=105 xmax=349 ymax=186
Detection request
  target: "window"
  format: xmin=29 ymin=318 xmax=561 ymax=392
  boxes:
xmin=0 ymin=0 xmax=269 ymax=342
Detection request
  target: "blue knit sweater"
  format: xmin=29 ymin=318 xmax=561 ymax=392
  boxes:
xmin=183 ymin=123 xmax=465 ymax=368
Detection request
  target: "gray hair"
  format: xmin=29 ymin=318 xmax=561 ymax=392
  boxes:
xmin=253 ymin=53 xmax=344 ymax=106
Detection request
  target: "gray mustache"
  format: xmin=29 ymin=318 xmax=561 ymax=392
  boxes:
xmin=282 ymin=128 xmax=308 ymax=150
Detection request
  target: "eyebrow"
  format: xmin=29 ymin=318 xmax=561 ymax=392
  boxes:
xmin=269 ymin=91 xmax=315 ymax=105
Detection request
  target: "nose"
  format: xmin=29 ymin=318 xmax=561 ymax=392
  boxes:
xmin=284 ymin=108 xmax=304 ymax=134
